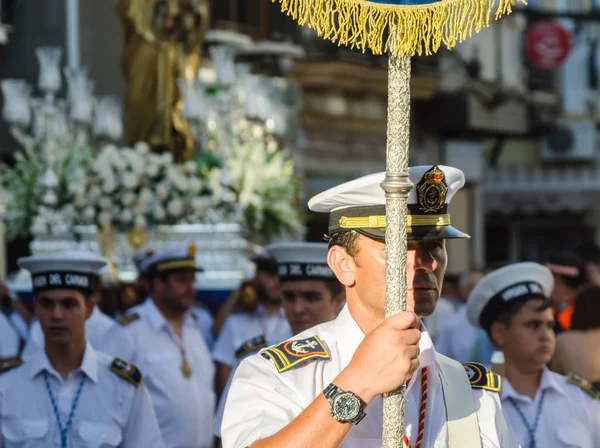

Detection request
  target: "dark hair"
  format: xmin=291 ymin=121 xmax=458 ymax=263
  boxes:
xmin=487 ymin=297 xmax=551 ymax=345
xmin=252 ymin=256 xmax=279 ymax=275
xmin=326 ymin=230 xmax=360 ymax=257
xmin=574 ymin=243 xmax=600 ymax=265
xmin=545 ymin=251 xmax=587 ymax=289
xmin=324 ymin=279 xmax=344 ymax=300
xmin=570 ymin=285 xmax=600 ymax=331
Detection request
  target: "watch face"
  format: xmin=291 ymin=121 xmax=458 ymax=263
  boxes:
xmin=333 ymin=392 xmax=361 ymax=421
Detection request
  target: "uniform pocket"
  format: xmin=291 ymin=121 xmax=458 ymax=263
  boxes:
xmin=556 ymin=424 xmax=589 ymax=448
xmin=77 ymin=420 xmax=123 ymax=448
xmin=1 ymin=418 xmax=49 ymax=445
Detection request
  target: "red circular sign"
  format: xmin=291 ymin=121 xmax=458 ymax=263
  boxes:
xmin=526 ymin=20 xmax=573 ymax=70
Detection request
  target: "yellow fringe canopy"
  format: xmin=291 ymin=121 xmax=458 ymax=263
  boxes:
xmin=273 ymin=0 xmax=522 ymax=56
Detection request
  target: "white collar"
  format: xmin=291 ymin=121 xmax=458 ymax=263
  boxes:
xmin=145 ymin=298 xmax=194 ymax=331
xmin=29 ymin=343 xmax=98 ymax=383
xmin=335 ymin=304 xmax=437 ymax=391
xmin=502 ymin=367 xmax=566 ymax=403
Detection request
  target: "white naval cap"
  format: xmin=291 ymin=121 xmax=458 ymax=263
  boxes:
xmin=307 ymin=165 xmax=469 ymax=241
xmin=139 ymin=241 xmax=201 ymax=276
xmin=264 ymin=242 xmax=334 ymax=281
xmin=18 ymin=250 xmax=107 ymax=294
xmin=132 ymin=247 xmax=154 ymax=275
xmin=466 ymin=262 xmax=554 ymax=331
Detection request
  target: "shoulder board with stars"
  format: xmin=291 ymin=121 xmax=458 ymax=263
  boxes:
xmin=462 ymin=362 xmax=502 ymax=393
xmin=235 ymin=335 xmax=268 ymax=360
xmin=117 ymin=313 xmax=141 ymax=326
xmin=567 ymin=373 xmax=600 ymax=400
xmin=109 ymin=358 xmax=143 ymax=387
xmin=261 ymin=336 xmax=330 ymax=373
xmin=0 ymin=357 xmax=23 ymax=375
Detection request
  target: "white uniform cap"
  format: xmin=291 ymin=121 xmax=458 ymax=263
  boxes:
xmin=466 ymin=262 xmax=554 ymax=331
xmin=132 ymin=247 xmax=154 ymax=274
xmin=139 ymin=241 xmax=201 ymax=276
xmin=264 ymin=242 xmax=334 ymax=281
xmin=307 ymin=165 xmax=468 ymax=241
xmin=18 ymin=250 xmax=107 ymax=294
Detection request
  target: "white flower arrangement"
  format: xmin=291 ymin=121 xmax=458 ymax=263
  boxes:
xmin=3 ymin=129 xmax=302 ymax=244
xmin=1 ymin=137 xmax=91 ymax=240
xmin=71 ymin=143 xmax=241 ymax=232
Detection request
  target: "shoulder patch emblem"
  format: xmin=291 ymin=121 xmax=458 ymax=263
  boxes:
xmin=110 ymin=358 xmax=143 ymax=387
xmin=462 ymin=362 xmax=501 ymax=393
xmin=117 ymin=313 xmax=140 ymax=326
xmin=261 ymin=336 xmax=330 ymax=373
xmin=568 ymin=373 xmax=600 ymax=399
xmin=0 ymin=357 xmax=23 ymax=375
xmin=235 ymin=335 xmax=267 ymax=360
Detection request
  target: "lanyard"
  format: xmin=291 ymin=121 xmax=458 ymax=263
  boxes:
xmin=403 ymin=367 xmax=428 ymax=448
xmin=507 ymin=390 xmax=546 ymax=448
xmin=43 ymin=372 xmax=86 ymax=448
xmin=164 ymin=324 xmax=193 ymax=378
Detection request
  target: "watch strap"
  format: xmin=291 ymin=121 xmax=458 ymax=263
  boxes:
xmin=323 ymin=383 xmax=366 ymax=425
xmin=323 ymin=383 xmax=342 ymax=403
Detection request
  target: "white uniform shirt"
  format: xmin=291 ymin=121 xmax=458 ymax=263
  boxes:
xmin=212 ymin=304 xmax=291 ymax=368
xmin=436 ymin=307 xmax=480 ymax=362
xmin=502 ymin=368 xmax=600 ymax=448
xmin=222 ymin=305 xmax=519 ymax=448
xmin=8 ymin=313 xmax=29 ymax=342
xmin=23 ymin=308 xmax=119 ymax=358
xmin=190 ymin=306 xmax=215 ymax=350
xmin=0 ymin=314 xmax=19 ymax=359
xmin=0 ymin=344 xmax=164 ymax=447
xmin=111 ymin=299 xmax=216 ymax=448
xmin=214 ymin=329 xmax=293 ymax=438
xmin=423 ymin=297 xmax=458 ymax=342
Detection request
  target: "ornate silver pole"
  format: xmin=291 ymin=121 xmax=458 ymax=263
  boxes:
xmin=380 ymin=53 xmax=413 ymax=447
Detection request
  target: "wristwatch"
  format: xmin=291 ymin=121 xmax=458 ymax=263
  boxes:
xmin=323 ymin=383 xmax=366 ymax=425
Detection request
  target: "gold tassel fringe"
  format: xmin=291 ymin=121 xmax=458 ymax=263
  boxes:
xmin=273 ymin=0 xmax=523 ymax=56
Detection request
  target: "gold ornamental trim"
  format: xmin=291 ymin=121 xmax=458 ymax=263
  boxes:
xmin=339 ymin=214 xmax=451 ymax=228
xmin=156 ymin=259 xmax=197 ymax=272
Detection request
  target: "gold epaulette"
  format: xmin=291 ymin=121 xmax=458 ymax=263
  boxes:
xmin=462 ymin=362 xmax=502 ymax=393
xmin=109 ymin=358 xmax=143 ymax=387
xmin=235 ymin=335 xmax=267 ymax=360
xmin=568 ymin=373 xmax=600 ymax=400
xmin=261 ymin=336 xmax=330 ymax=373
xmin=0 ymin=357 xmax=23 ymax=375
xmin=117 ymin=313 xmax=141 ymax=326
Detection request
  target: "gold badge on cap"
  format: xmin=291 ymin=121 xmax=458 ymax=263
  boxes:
xmin=188 ymin=242 xmax=196 ymax=258
xmin=417 ymin=165 xmax=448 ymax=213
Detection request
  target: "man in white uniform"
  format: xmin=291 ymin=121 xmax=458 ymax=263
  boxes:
xmin=0 ymin=313 xmax=19 ymax=361
xmin=467 ymin=262 xmax=600 ymax=447
xmin=111 ymin=242 xmax=215 ymax=448
xmin=22 ymin=306 xmax=119 ymax=358
xmin=212 ymin=254 xmax=290 ymax=398
xmin=0 ymin=250 xmax=164 ymax=448
xmin=214 ymin=242 xmax=345 ymax=442
xmin=223 ymin=165 xmax=519 ymax=448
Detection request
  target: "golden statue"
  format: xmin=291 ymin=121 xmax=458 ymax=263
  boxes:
xmin=116 ymin=0 xmax=210 ymax=162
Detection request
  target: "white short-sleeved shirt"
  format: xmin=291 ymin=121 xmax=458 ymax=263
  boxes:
xmin=213 ymin=329 xmax=293 ymax=438
xmin=222 ymin=305 xmax=519 ymax=448
xmin=0 ymin=314 xmax=19 ymax=359
xmin=212 ymin=304 xmax=291 ymax=368
xmin=502 ymin=368 xmax=600 ymax=448
xmin=190 ymin=306 xmax=215 ymax=349
xmin=111 ymin=299 xmax=215 ymax=448
xmin=0 ymin=344 xmax=165 ymax=447
xmin=423 ymin=297 xmax=458 ymax=342
xmin=23 ymin=308 xmax=119 ymax=358
xmin=435 ymin=307 xmax=480 ymax=362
